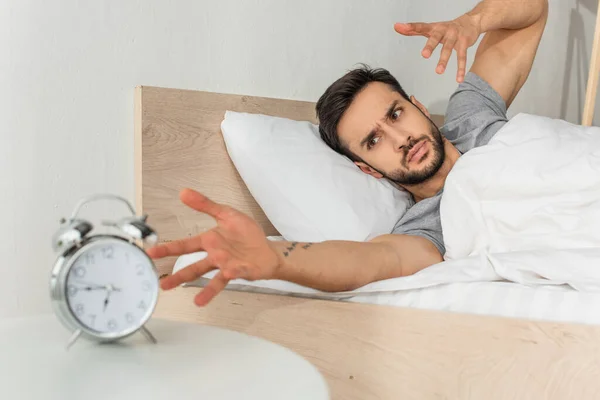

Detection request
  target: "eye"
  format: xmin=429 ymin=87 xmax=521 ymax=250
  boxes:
xmin=391 ymin=108 xmax=403 ymax=121
xmin=367 ymin=135 xmax=380 ymax=150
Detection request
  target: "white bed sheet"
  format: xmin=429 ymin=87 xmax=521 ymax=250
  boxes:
xmin=172 ymin=238 xmax=600 ymax=326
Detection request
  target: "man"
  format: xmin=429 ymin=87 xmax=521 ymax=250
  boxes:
xmin=149 ymin=0 xmax=549 ymax=307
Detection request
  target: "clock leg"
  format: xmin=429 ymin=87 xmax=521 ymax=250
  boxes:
xmin=140 ymin=325 xmax=157 ymax=344
xmin=65 ymin=329 xmax=82 ymax=350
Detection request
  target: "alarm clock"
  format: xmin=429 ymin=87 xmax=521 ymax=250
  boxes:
xmin=50 ymin=194 xmax=160 ymax=348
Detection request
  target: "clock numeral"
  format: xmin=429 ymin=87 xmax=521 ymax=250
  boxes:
xmin=84 ymin=254 xmax=95 ymax=265
xmin=101 ymin=246 xmax=114 ymax=259
xmin=107 ymin=319 xmax=118 ymax=331
xmin=89 ymin=314 xmax=97 ymax=328
xmin=135 ymin=264 xmax=144 ymax=276
xmin=74 ymin=303 xmax=85 ymax=316
xmin=125 ymin=252 xmax=130 ymax=264
xmin=142 ymin=281 xmax=152 ymax=291
xmin=67 ymin=285 xmax=78 ymax=297
xmin=138 ymin=300 xmax=147 ymax=311
xmin=125 ymin=313 xmax=135 ymax=324
xmin=74 ymin=266 xmax=86 ymax=278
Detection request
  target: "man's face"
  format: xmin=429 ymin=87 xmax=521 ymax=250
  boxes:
xmin=337 ymin=82 xmax=445 ymax=186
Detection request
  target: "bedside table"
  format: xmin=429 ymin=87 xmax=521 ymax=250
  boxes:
xmin=0 ymin=315 xmax=329 ymax=400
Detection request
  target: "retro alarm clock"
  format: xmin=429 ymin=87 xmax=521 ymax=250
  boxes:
xmin=50 ymin=194 xmax=160 ymax=348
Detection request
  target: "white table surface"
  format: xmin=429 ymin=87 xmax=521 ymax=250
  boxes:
xmin=0 ymin=315 xmax=329 ymax=400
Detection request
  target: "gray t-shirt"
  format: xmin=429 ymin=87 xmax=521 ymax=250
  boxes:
xmin=391 ymin=72 xmax=508 ymax=255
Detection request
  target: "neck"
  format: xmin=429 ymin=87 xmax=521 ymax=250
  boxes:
xmin=403 ymin=140 xmax=461 ymax=202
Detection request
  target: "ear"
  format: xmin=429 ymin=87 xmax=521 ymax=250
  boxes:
xmin=354 ymin=161 xmax=383 ymax=179
xmin=410 ymin=96 xmax=430 ymax=118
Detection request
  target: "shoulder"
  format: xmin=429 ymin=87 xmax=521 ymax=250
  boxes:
xmin=441 ymin=72 xmax=509 ymax=153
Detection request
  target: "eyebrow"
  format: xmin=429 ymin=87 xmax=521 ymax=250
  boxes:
xmin=359 ymin=100 xmax=399 ymax=148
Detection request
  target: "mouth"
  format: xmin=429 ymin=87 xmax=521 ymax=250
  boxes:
xmin=407 ymin=140 xmax=428 ymax=163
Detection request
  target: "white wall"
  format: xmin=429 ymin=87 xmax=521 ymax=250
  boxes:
xmin=1 ymin=0 xmax=597 ymax=318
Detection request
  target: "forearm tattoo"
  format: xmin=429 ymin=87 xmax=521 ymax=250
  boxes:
xmin=283 ymin=242 xmax=314 ymax=257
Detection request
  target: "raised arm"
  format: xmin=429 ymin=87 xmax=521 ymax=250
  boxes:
xmin=148 ymin=189 xmax=442 ymax=306
xmin=467 ymin=0 xmax=548 ymax=107
xmin=395 ymin=0 xmax=548 ymax=107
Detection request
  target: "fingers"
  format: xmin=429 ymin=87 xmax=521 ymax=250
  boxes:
xmin=456 ymin=45 xmax=468 ymax=83
xmin=194 ymin=271 xmax=230 ymax=307
xmin=398 ymin=21 xmax=468 ymax=80
xmin=160 ymin=257 xmax=214 ymax=290
xmin=159 ymin=253 xmax=239 ymax=307
xmin=422 ymin=31 xmax=443 ymax=59
xmin=437 ymin=36 xmax=457 ymax=74
xmin=146 ymin=236 xmax=205 ymax=259
xmin=394 ymin=22 xmax=430 ymax=37
xmin=180 ymin=188 xmax=228 ymax=220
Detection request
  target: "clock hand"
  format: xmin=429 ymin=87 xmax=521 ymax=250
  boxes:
xmin=74 ymin=285 xmax=106 ymax=291
xmin=84 ymin=286 xmax=106 ymax=292
xmin=73 ymin=281 xmax=122 ymax=292
xmin=103 ymin=290 xmax=112 ymax=312
xmin=73 ymin=281 xmax=107 ymax=290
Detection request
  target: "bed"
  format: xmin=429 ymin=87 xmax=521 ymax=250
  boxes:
xmin=134 ymin=85 xmax=600 ymax=399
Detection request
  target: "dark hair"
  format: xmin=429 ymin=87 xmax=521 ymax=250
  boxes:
xmin=316 ymin=65 xmax=410 ymax=162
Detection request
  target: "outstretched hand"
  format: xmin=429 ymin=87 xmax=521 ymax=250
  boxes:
xmin=146 ymin=188 xmax=280 ymax=307
xmin=394 ymin=15 xmax=481 ymax=83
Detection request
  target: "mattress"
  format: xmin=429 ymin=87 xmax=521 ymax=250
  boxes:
xmin=172 ymin=237 xmax=600 ymax=326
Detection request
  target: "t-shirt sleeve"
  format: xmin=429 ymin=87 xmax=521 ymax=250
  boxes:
xmin=442 ymin=72 xmax=508 ymax=152
xmin=391 ymin=196 xmax=446 ymax=256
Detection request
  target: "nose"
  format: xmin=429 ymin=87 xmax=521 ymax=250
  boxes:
xmin=379 ymin=123 xmax=412 ymax=152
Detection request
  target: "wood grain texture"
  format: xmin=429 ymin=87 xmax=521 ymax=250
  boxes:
xmin=155 ymin=288 xmax=600 ymax=400
xmin=135 ymin=86 xmax=600 ymax=399
xmin=134 ymin=86 xmax=144 ymax=217
xmin=135 ymin=86 xmax=318 ymax=273
xmin=135 ymin=86 xmax=316 ymax=238
xmin=583 ymin=0 xmax=600 ymax=126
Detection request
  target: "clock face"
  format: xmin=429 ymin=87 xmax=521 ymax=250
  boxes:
xmin=65 ymin=239 xmax=158 ymax=335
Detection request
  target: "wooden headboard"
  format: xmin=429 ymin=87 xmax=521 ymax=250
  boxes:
xmin=134 ymin=85 xmax=444 ymax=275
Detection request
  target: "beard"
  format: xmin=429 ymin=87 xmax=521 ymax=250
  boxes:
xmin=368 ymin=118 xmax=445 ymax=186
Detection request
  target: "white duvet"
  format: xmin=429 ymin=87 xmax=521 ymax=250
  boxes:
xmin=174 ymin=113 xmax=600 ymax=322
xmin=442 ymin=112 xmax=600 ymax=260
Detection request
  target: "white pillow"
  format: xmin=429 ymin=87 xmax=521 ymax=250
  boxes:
xmin=220 ymin=111 xmax=412 ymax=242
